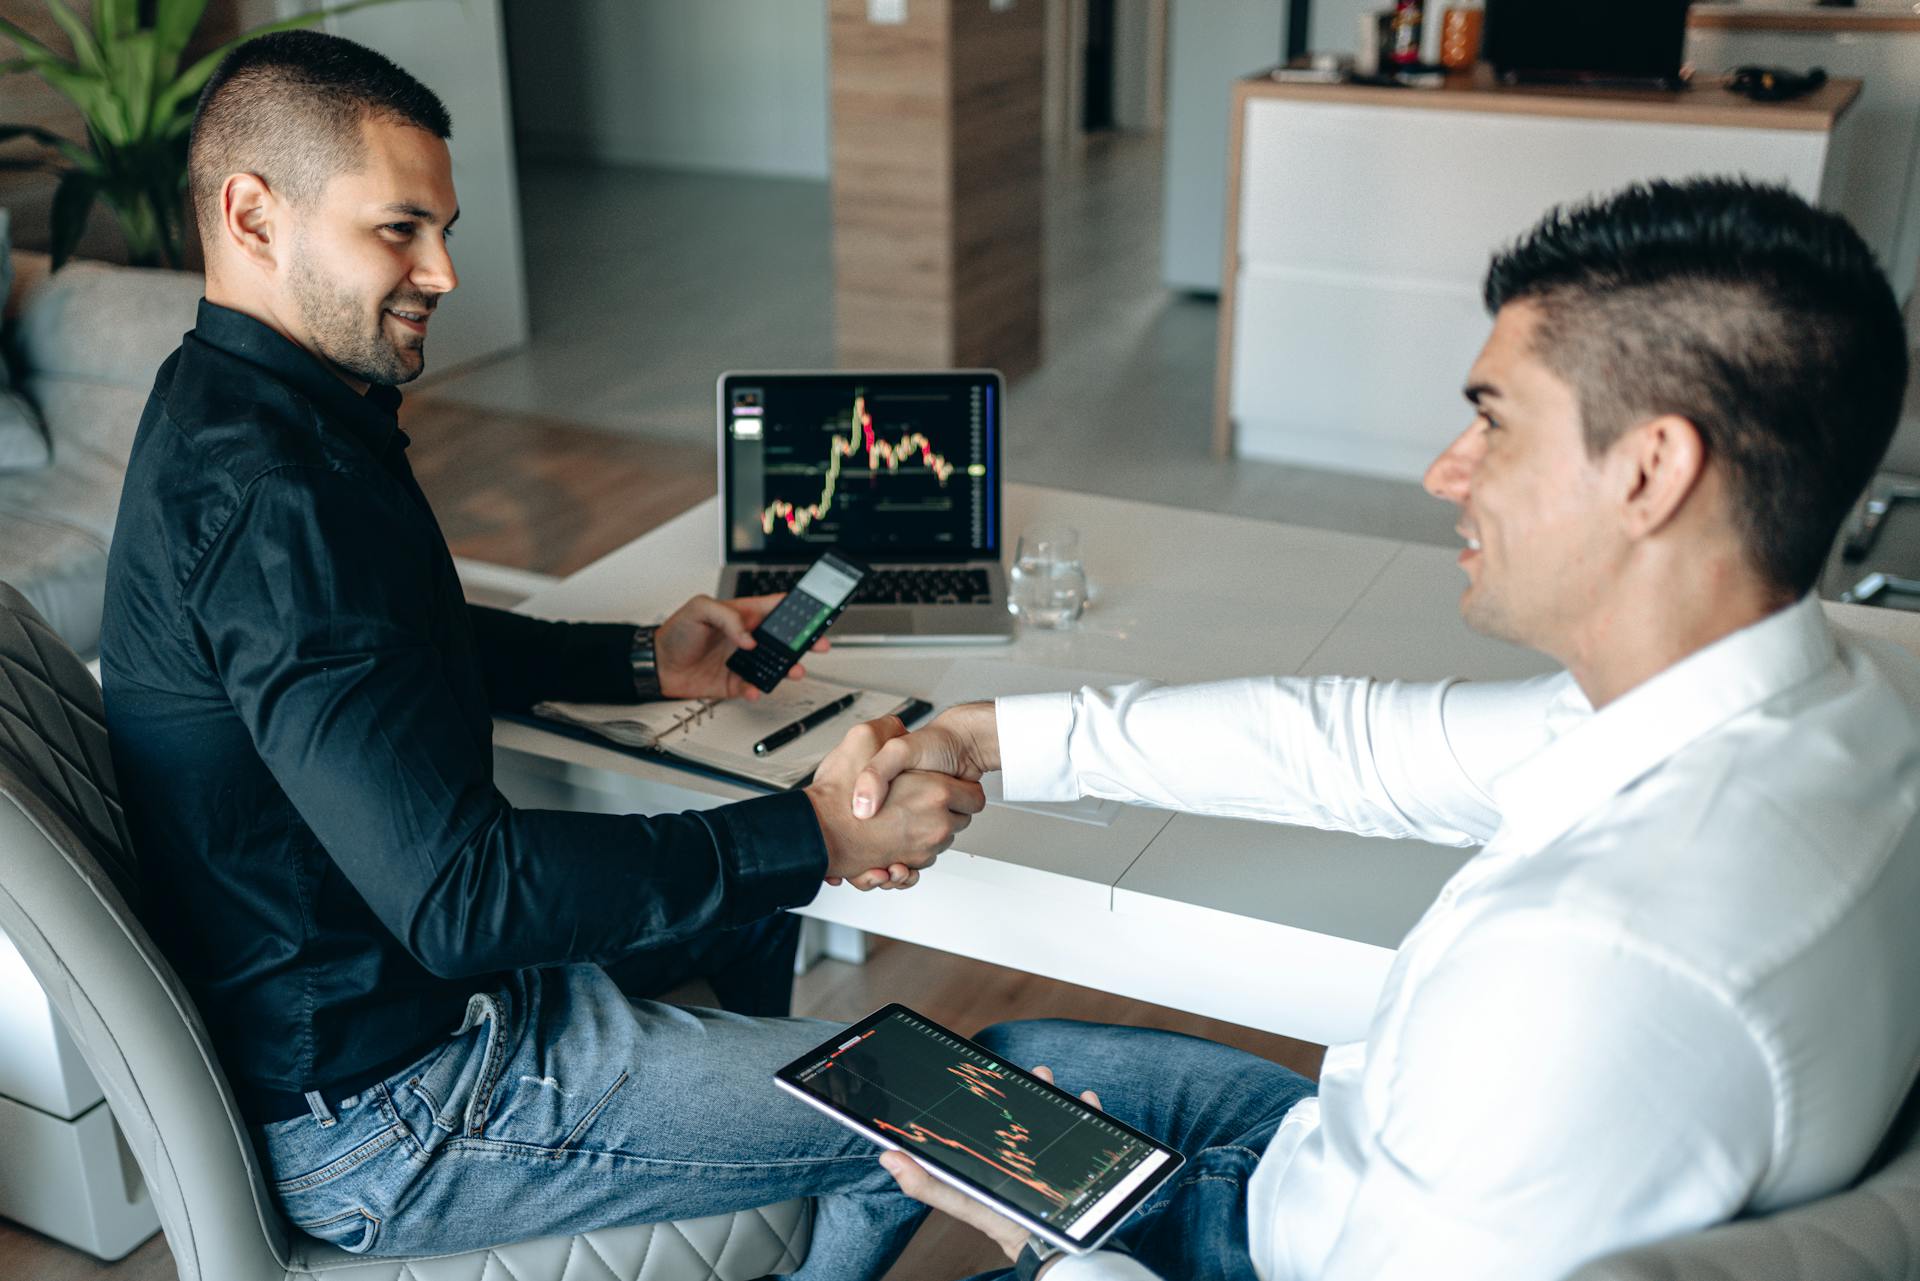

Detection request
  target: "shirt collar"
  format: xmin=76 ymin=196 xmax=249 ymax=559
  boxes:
xmin=1488 ymin=594 xmax=1839 ymax=854
xmin=190 ymin=299 xmax=405 ymax=457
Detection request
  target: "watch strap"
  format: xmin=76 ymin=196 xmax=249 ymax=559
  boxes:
xmin=629 ymin=625 xmax=662 ymax=701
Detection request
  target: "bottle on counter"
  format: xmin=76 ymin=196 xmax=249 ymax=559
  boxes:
xmin=1388 ymin=0 xmax=1425 ymax=66
xmin=1440 ymin=2 xmax=1483 ymax=71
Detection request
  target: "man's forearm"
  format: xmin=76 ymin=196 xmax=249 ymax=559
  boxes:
xmin=390 ymin=791 xmax=827 ymax=978
xmin=465 ymin=604 xmax=640 ymax=710
xmin=998 ymin=676 xmax=1494 ymax=844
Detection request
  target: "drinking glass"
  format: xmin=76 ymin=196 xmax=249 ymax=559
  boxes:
xmin=1010 ymin=525 xmax=1088 ymax=629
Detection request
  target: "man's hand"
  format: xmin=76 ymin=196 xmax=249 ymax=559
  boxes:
xmin=654 ymin=593 xmax=825 ymax=700
xmin=806 ymin=718 xmax=985 ymax=890
xmin=879 ymin=1066 xmax=1099 ymax=1270
xmin=851 ymin=701 xmax=1001 ymax=819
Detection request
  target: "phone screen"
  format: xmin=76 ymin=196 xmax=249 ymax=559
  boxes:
xmin=757 ymin=555 xmax=863 ymax=654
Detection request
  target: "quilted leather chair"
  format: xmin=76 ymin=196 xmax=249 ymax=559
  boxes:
xmin=0 ymin=581 xmax=812 ymax=1280
xmin=1566 ymin=1085 xmax=1920 ymax=1280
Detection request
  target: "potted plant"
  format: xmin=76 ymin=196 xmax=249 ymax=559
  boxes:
xmin=1 ymin=0 xmax=403 ymax=269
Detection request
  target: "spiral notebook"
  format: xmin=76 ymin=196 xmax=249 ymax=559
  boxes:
xmin=532 ymin=678 xmax=930 ymax=791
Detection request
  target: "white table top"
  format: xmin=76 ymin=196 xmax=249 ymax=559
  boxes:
xmin=498 ymin=483 xmax=1558 ymax=1042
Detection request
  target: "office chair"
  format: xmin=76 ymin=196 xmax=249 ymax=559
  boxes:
xmin=0 ymin=580 xmax=811 ymax=1280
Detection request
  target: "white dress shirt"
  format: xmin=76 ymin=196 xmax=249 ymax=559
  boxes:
xmin=996 ymin=597 xmax=1920 ymax=1281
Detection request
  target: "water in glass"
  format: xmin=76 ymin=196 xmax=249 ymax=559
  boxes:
xmin=1011 ymin=526 xmax=1087 ymax=629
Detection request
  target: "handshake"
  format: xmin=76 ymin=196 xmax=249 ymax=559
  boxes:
xmin=801 ymin=703 xmax=1001 ymax=892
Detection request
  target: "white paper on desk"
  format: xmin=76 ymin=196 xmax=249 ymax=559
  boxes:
xmin=929 ymin=660 xmax=1145 ymax=828
xmin=668 ymin=685 xmax=912 ymax=788
xmin=535 ymin=679 xmax=914 ymax=790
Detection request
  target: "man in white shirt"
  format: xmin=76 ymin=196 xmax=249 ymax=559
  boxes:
xmin=844 ymin=179 xmax=1920 ymax=1281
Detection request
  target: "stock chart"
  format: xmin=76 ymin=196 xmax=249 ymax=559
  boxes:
xmin=791 ymin=1011 xmax=1166 ymax=1236
xmin=726 ymin=376 xmax=991 ymax=556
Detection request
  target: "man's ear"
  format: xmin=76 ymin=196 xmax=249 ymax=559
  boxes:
xmin=220 ymin=173 xmax=283 ymax=272
xmin=1614 ymin=413 xmax=1707 ymax=540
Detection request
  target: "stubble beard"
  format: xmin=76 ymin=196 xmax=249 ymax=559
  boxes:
xmin=288 ymin=248 xmax=427 ymax=388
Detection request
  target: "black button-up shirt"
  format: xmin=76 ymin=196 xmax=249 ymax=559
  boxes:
xmin=101 ymin=302 xmax=826 ymax=1112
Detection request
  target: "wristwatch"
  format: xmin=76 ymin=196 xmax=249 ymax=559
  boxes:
xmin=1014 ymin=1237 xmax=1066 ymax=1280
xmin=628 ymin=625 xmax=661 ymax=701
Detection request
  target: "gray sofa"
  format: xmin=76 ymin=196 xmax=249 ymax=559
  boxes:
xmin=1 ymin=249 xmax=204 ymax=657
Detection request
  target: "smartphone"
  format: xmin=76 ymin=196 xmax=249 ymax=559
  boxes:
xmin=726 ymin=551 xmax=869 ymax=693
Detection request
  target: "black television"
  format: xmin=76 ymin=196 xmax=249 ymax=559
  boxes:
xmin=1483 ymin=0 xmax=1693 ymax=88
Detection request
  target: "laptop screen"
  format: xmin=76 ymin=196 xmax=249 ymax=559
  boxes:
xmin=720 ymin=371 xmax=1001 ymax=563
xmin=1483 ymin=0 xmax=1690 ymax=82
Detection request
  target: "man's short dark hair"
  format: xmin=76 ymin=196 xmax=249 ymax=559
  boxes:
xmin=1484 ymin=178 xmax=1909 ymax=598
xmin=188 ymin=29 xmax=452 ymax=242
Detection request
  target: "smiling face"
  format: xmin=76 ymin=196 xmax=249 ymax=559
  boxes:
xmin=281 ymin=115 xmax=459 ymax=387
xmin=1423 ymin=301 xmax=1627 ymax=655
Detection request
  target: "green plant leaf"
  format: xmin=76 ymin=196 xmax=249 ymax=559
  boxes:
xmin=0 ymin=121 xmax=68 ymax=148
xmin=0 ymin=15 xmax=64 ymax=64
xmin=153 ymin=0 xmax=212 ymax=68
xmin=50 ymin=166 xmax=99 ymax=269
xmin=94 ymin=0 xmax=136 ymax=46
xmin=0 ymin=121 xmax=91 ymax=168
xmin=20 ymin=55 xmax=116 ymax=137
xmin=109 ymin=30 xmax=160 ymax=139
xmin=155 ymin=0 xmax=412 ymax=127
xmin=41 ymin=0 xmax=108 ymax=78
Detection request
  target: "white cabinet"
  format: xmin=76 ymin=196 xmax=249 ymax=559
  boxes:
xmin=1217 ymin=78 xmax=1855 ymax=479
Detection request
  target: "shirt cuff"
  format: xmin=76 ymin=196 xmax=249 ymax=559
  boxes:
xmin=997 ymin=692 xmax=1079 ymax=802
xmin=629 ymin=625 xmax=662 ymax=701
xmin=698 ymin=790 xmax=829 ymax=922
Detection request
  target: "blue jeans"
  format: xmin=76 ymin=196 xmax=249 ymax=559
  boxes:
xmin=255 ymin=941 xmax=926 ymax=1280
xmin=961 ymin=1020 xmax=1318 ymax=1281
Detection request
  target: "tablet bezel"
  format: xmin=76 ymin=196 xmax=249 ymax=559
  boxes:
xmin=773 ymin=1002 xmax=1184 ymax=1256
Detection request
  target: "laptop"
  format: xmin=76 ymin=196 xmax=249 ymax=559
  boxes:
xmin=716 ymin=370 xmax=1015 ymax=644
xmin=1484 ymin=0 xmax=1690 ymax=89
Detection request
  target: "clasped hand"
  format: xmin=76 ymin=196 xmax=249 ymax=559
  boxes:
xmin=652 ymin=596 xmax=992 ymax=889
xmin=806 ymin=717 xmax=986 ymax=891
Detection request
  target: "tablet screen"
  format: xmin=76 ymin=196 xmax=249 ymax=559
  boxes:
xmin=776 ymin=1005 xmax=1180 ymax=1245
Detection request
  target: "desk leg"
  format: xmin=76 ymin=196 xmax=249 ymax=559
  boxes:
xmin=794 ymin=918 xmax=870 ymax=974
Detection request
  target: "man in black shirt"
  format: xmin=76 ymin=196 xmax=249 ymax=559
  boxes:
xmin=101 ymin=31 xmax=978 ymax=1277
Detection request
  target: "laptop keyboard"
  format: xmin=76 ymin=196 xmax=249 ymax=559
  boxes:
xmin=737 ymin=567 xmax=995 ymax=606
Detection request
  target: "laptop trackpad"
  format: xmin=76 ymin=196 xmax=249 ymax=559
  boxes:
xmin=845 ymin=608 xmax=918 ymax=635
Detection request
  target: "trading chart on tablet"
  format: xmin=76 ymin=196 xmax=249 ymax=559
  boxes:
xmin=787 ymin=1009 xmax=1171 ymax=1240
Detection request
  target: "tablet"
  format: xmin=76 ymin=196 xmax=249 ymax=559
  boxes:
xmin=774 ymin=1003 xmax=1184 ymax=1255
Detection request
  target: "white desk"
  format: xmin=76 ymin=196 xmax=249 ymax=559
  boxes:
xmin=494 ymin=484 xmax=1556 ymax=1047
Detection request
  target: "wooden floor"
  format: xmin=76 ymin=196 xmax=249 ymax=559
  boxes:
xmin=400 ymin=397 xmax=718 ymax=578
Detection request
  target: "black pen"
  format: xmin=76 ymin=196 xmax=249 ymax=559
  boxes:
xmin=753 ymin=693 xmax=858 ymax=756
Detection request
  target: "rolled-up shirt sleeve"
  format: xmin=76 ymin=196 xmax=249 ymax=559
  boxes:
xmin=996 ymin=674 xmax=1571 ymax=847
xmin=185 ymin=465 xmax=826 ymax=980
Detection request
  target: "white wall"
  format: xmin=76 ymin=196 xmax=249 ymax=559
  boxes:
xmin=1161 ymin=0 xmax=1289 ymax=290
xmin=1112 ymin=0 xmax=1154 ymax=130
xmin=285 ymin=0 xmax=531 ymax=373
xmin=503 ymin=0 xmax=830 ymax=180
